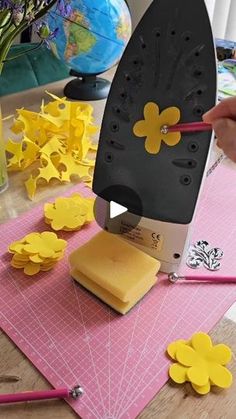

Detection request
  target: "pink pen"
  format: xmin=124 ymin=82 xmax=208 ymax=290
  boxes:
xmin=161 ymin=122 xmax=212 ymax=134
xmin=168 ymin=273 xmax=236 ymax=283
xmin=0 ymin=385 xmax=83 ymax=404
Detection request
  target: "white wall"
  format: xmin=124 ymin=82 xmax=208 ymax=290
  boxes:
xmin=204 ymin=0 xmax=216 ymax=21
xmin=127 ymin=0 xmax=152 ymax=29
xmin=127 ymin=0 xmax=214 ymax=28
xmin=127 ymin=0 xmax=236 ymax=41
xmin=213 ymin=0 xmax=236 ymax=40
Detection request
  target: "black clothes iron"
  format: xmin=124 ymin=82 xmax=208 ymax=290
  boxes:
xmin=93 ymin=0 xmax=217 ymax=273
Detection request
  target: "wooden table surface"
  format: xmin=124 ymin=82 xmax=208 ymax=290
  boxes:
xmin=0 ymin=72 xmax=236 ymax=419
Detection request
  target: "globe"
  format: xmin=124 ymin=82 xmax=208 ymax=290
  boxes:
xmin=46 ymin=0 xmax=132 ymax=100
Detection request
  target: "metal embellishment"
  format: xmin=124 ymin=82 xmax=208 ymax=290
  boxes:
xmin=70 ymin=385 xmax=84 ymax=400
xmin=160 ymin=125 xmax=169 ymax=134
xmin=186 ymin=240 xmax=224 ymax=271
xmin=168 ymin=272 xmax=181 ymax=283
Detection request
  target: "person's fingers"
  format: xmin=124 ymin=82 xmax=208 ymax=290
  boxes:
xmin=212 ymin=118 xmax=236 ymax=162
xmin=203 ymin=97 xmax=236 ymax=123
xmin=213 ymin=118 xmax=236 ymax=140
xmin=216 ymin=139 xmax=223 ymax=149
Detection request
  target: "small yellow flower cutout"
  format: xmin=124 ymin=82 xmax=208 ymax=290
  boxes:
xmin=133 ymin=102 xmax=181 ymax=154
xmin=167 ymin=332 xmax=233 ymax=395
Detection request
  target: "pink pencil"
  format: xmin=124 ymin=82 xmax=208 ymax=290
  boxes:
xmin=162 ymin=122 xmax=212 ymax=134
xmin=0 ymin=386 xmax=83 ymax=404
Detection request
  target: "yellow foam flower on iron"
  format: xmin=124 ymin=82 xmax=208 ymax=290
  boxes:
xmin=133 ymin=102 xmax=181 ymax=154
xmin=168 ymin=332 xmax=233 ymax=395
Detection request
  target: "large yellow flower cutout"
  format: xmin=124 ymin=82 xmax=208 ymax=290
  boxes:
xmin=133 ymin=102 xmax=181 ymax=154
xmin=167 ymin=332 xmax=233 ymax=395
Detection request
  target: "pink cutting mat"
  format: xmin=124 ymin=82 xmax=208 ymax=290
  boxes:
xmin=1 ymin=160 xmax=236 ymax=419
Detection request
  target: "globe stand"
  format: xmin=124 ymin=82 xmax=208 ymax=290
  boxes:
xmin=64 ymin=69 xmax=111 ymax=101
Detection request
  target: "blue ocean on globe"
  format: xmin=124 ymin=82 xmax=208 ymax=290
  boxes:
xmin=46 ymin=0 xmax=132 ymax=75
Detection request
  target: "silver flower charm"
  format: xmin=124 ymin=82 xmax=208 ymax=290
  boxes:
xmin=187 ymin=240 xmax=224 ymax=271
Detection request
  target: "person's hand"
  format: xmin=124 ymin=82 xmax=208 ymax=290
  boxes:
xmin=203 ymin=96 xmax=236 ymax=162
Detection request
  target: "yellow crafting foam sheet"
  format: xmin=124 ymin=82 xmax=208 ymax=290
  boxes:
xmin=69 ymin=231 xmax=161 ymax=314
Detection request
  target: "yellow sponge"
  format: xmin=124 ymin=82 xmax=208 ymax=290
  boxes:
xmin=69 ymin=231 xmax=161 ymax=314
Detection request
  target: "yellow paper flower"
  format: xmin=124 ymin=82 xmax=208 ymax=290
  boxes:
xmin=6 ymin=93 xmax=98 ymax=200
xmin=23 ymin=232 xmax=66 ymax=258
xmin=168 ymin=332 xmax=233 ymax=395
xmin=44 ymin=194 xmax=95 ymax=231
xmin=45 ymin=199 xmax=87 ymax=231
xmin=8 ymin=232 xmax=67 ymax=276
xmin=167 ymin=339 xmax=188 ymax=360
xmin=133 ymin=102 xmax=181 ymax=154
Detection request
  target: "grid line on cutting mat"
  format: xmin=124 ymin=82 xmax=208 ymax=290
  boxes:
xmin=1 ymin=161 xmax=236 ymax=419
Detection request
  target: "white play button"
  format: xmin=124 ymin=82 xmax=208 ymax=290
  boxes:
xmin=110 ymin=201 xmax=128 ymax=219
xmin=93 ymin=185 xmax=142 ymax=234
